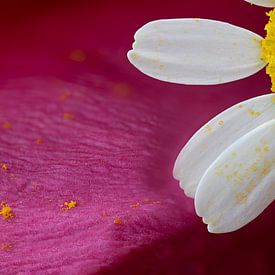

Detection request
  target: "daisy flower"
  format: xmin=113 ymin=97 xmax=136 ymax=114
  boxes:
xmin=127 ymin=0 xmax=275 ymax=233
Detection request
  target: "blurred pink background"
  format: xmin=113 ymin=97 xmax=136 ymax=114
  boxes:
xmin=0 ymin=1 xmax=274 ymax=274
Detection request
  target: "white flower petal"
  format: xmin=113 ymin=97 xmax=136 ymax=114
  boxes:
xmin=127 ymin=19 xmax=266 ymax=85
xmin=195 ymin=119 xmax=275 ymax=233
xmin=245 ymin=0 xmax=275 ymax=7
xmin=174 ymin=94 xmax=275 ymax=198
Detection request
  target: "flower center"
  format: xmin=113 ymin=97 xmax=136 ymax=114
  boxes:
xmin=262 ymin=9 xmax=275 ymax=92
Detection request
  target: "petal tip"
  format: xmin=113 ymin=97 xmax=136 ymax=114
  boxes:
xmin=127 ymin=49 xmax=136 ymax=63
xmin=207 ymin=225 xmax=222 ymax=234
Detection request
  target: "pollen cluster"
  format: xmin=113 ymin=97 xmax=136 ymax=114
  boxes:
xmin=262 ymin=9 xmax=275 ymax=92
xmin=0 ymin=202 xmax=14 ymax=220
xmin=62 ymin=200 xmax=77 ymax=211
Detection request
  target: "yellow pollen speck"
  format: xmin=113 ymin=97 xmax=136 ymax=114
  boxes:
xmin=1 ymin=242 xmax=13 ymax=252
xmin=63 ymin=200 xmax=77 ymax=211
xmin=69 ymin=49 xmax=86 ymax=62
xmin=113 ymin=217 xmax=123 ymax=225
xmin=2 ymin=122 xmax=12 ymax=129
xmin=36 ymin=138 xmax=44 ymax=145
xmin=1 ymin=163 xmax=8 ymax=171
xmin=218 ymin=120 xmax=224 ymax=126
xmin=31 ymin=183 xmax=41 ymax=191
xmin=158 ymin=38 xmax=164 ymax=46
xmin=143 ymin=198 xmax=150 ymax=202
xmin=235 ymin=192 xmax=248 ymax=204
xmin=100 ymin=210 xmax=109 ymax=217
xmin=261 ymin=158 xmax=271 ymax=176
xmin=130 ymin=203 xmax=140 ymax=208
xmin=63 ymin=113 xmax=75 ymax=120
xmin=0 ymin=202 xmax=14 ymax=220
xmin=249 ymin=163 xmax=258 ymax=172
xmin=262 ymin=8 xmax=275 ymax=92
xmin=152 ymin=201 xmax=161 ymax=205
xmin=130 ymin=52 xmax=138 ymax=60
xmin=248 ymin=108 xmax=261 ymax=117
xmin=112 ymin=82 xmax=132 ymax=97
xmin=204 ymin=124 xmax=212 ymax=133
xmin=59 ymin=90 xmax=71 ymax=101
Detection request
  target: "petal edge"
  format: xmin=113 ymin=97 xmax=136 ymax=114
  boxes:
xmin=245 ymin=0 xmax=275 ymax=8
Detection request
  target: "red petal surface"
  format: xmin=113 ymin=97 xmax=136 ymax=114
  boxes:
xmin=0 ymin=1 xmax=274 ymax=274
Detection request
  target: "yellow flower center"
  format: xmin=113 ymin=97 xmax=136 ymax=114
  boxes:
xmin=262 ymin=8 xmax=275 ymax=92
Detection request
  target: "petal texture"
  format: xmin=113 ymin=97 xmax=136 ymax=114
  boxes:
xmin=195 ymin=119 xmax=275 ymax=233
xmin=128 ymin=19 xmax=266 ymax=85
xmin=245 ymin=0 xmax=275 ymax=7
xmin=174 ymin=94 xmax=275 ymax=197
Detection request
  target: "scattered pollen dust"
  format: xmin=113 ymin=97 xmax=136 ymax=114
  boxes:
xmin=113 ymin=217 xmax=123 ymax=225
xmin=204 ymin=124 xmax=212 ymax=133
xmin=215 ymin=166 xmax=224 ymax=177
xmin=130 ymin=52 xmax=138 ymax=60
xmin=59 ymin=90 xmax=71 ymax=101
xmin=233 ymin=142 xmax=270 ymax=204
xmin=31 ymin=183 xmax=42 ymax=192
xmin=112 ymin=82 xmax=132 ymax=97
xmin=36 ymin=138 xmax=44 ymax=145
xmin=234 ymin=179 xmax=258 ymax=204
xmin=1 ymin=242 xmax=13 ymax=252
xmin=130 ymin=203 xmax=140 ymax=208
xmin=248 ymin=108 xmax=261 ymax=117
xmin=100 ymin=210 xmax=109 ymax=217
xmin=63 ymin=113 xmax=75 ymax=120
xmin=0 ymin=163 xmax=8 ymax=171
xmin=2 ymin=121 xmax=12 ymax=129
xmin=218 ymin=120 xmax=224 ymax=126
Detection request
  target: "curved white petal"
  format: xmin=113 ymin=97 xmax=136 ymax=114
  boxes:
xmin=127 ymin=19 xmax=266 ymax=85
xmin=245 ymin=0 xmax=275 ymax=7
xmin=174 ymin=94 xmax=275 ymax=198
xmin=195 ymin=119 xmax=275 ymax=233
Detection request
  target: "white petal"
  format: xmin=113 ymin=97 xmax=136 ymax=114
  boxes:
xmin=245 ymin=0 xmax=275 ymax=7
xmin=127 ymin=19 xmax=265 ymax=85
xmin=195 ymin=119 xmax=275 ymax=233
xmin=174 ymin=94 xmax=275 ymax=198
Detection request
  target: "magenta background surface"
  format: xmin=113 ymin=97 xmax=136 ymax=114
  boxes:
xmin=0 ymin=1 xmax=274 ymax=274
